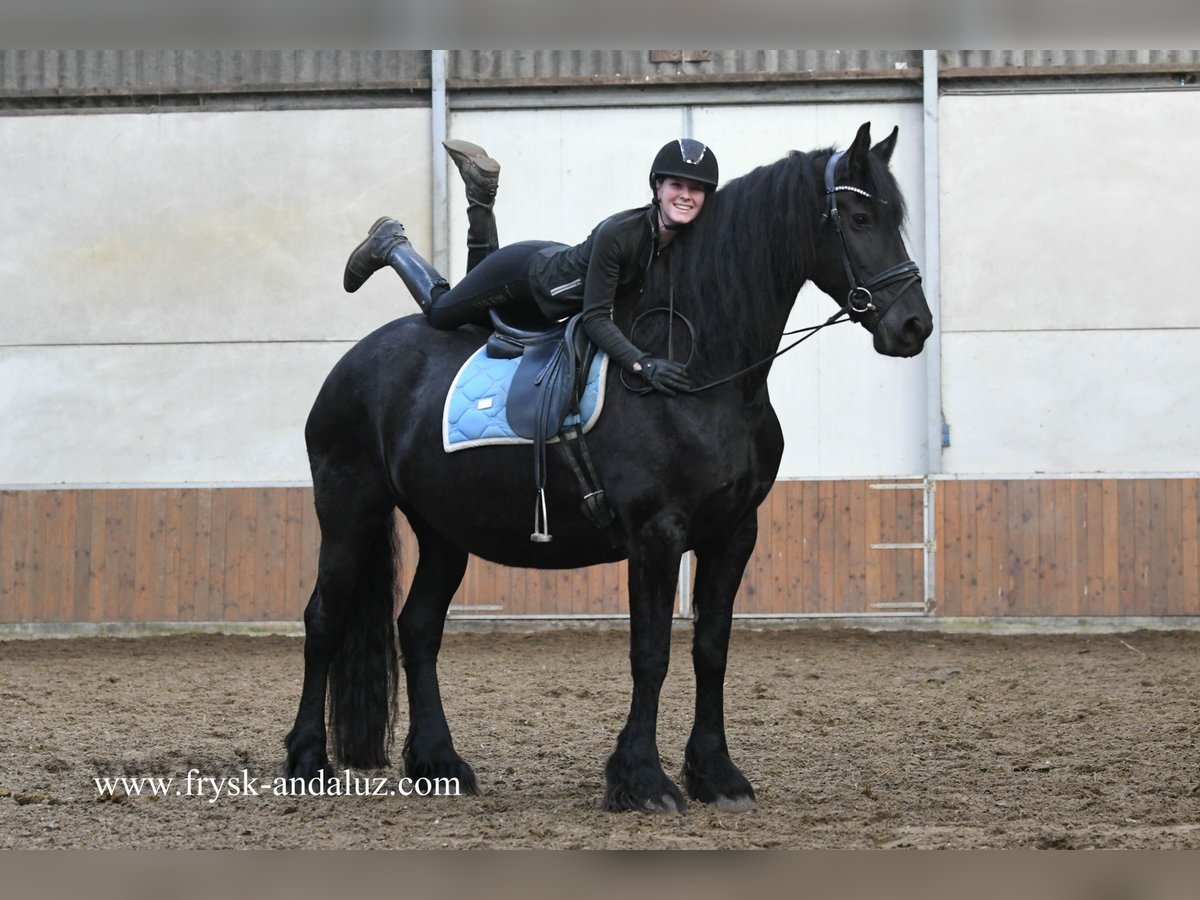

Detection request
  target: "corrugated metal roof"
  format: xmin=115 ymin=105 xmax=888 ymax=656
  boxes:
xmin=0 ymin=50 xmax=428 ymax=96
xmin=446 ymin=50 xmax=921 ymax=85
xmin=939 ymin=49 xmax=1200 ymax=74
xmin=2 ymin=50 xmax=1196 ymax=98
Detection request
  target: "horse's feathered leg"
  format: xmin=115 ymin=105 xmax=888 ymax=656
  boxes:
xmin=285 ymin=501 xmax=398 ymax=781
xmin=683 ymin=512 xmax=758 ymax=811
xmin=604 ymin=513 xmax=688 ymax=813
xmin=397 ymin=518 xmax=478 ymax=794
xmin=284 ymin=579 xmax=339 ymax=782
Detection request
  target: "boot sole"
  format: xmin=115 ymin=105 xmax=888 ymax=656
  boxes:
xmin=443 ymin=139 xmax=501 ymax=175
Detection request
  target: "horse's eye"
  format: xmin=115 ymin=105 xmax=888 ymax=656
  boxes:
xmin=851 ymin=213 xmax=870 ymax=227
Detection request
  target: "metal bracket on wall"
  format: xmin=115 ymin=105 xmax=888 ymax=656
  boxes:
xmin=868 ymin=478 xmax=936 ymax=615
xmin=648 ymin=50 xmax=713 ymax=64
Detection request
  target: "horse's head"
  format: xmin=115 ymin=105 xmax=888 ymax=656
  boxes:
xmin=812 ymin=122 xmax=933 ymax=358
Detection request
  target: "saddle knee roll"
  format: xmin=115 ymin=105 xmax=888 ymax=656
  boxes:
xmin=486 ymin=333 xmax=524 ymax=359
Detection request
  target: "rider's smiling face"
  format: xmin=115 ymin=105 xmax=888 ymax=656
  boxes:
xmin=655 ymin=177 xmax=707 ymax=229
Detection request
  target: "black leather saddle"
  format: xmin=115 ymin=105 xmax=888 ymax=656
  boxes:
xmin=485 ymin=308 xmax=613 ymax=542
xmin=488 ymin=308 xmax=590 ymax=441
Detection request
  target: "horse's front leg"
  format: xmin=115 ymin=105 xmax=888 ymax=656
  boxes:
xmin=604 ymin=513 xmax=688 ymax=813
xmin=682 ymin=511 xmax=758 ymax=811
xmin=398 ymin=524 xmax=477 ymax=794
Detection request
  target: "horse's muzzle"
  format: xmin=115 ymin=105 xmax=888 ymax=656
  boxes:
xmin=874 ymin=300 xmax=933 ymax=358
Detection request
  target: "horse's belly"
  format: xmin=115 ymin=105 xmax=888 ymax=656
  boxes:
xmin=401 ymin=487 xmax=626 ymax=569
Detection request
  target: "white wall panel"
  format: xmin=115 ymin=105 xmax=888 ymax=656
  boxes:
xmin=450 ymin=102 xmax=927 ymax=478
xmin=942 ymin=330 xmax=1200 ymax=474
xmin=940 ymin=91 xmax=1200 ymax=475
xmin=446 ymin=107 xmax=677 ymax=283
xmin=0 ymin=108 xmax=431 ymax=346
xmin=941 ymin=92 xmax=1200 ymax=334
xmin=695 ymin=103 xmax=929 ymax=477
xmin=768 ymin=293 xmax=931 ymax=477
xmin=4 ymin=100 xmax=928 ymax=486
xmin=0 ymin=343 xmax=349 ymax=484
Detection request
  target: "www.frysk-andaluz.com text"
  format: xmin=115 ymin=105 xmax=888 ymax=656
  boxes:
xmin=94 ymin=769 xmax=461 ymax=802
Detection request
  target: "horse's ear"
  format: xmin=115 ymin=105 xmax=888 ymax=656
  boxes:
xmin=871 ymin=126 xmax=899 ymax=165
xmin=847 ymin=122 xmax=872 ymax=175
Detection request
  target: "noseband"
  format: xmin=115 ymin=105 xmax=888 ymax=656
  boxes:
xmin=823 ymin=151 xmax=922 ymax=326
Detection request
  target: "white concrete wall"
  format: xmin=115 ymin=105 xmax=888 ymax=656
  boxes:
xmin=1 ymin=107 xmax=431 ymax=484
xmin=939 ymin=91 xmax=1200 ymax=474
xmin=447 ymin=106 xmax=668 ymax=271
xmin=696 ymin=103 xmax=928 ymax=479
xmin=2 ymin=100 xmax=928 ymax=485
xmin=0 ymin=343 xmax=350 ymax=484
xmin=451 ymin=101 xmax=928 ymax=479
xmin=24 ymin=92 xmax=1194 ymax=487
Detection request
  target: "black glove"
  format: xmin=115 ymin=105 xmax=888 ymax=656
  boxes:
xmin=635 ymin=357 xmax=691 ymax=396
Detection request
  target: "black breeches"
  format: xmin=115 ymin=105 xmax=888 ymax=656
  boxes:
xmin=426 ymin=240 xmax=564 ymax=330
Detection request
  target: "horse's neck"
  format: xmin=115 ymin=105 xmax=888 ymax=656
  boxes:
xmin=692 ymin=195 xmax=819 ymax=374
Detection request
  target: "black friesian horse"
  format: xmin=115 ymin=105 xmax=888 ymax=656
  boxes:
xmin=285 ymin=123 xmax=933 ymax=812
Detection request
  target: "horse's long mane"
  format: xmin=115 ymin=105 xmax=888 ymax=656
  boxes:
xmin=631 ymin=143 xmax=907 ymax=380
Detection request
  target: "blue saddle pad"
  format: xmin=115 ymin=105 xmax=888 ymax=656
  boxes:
xmin=443 ymin=346 xmax=609 ymax=452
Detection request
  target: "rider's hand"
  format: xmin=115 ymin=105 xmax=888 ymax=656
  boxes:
xmin=633 ymin=357 xmax=691 ymax=396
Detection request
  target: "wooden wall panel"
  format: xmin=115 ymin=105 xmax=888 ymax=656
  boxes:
xmin=733 ymin=480 xmax=924 ymax=615
xmin=5 ymin=492 xmax=32 ymax=622
xmin=4 ymin=479 xmax=1200 ymax=625
xmin=0 ymin=488 xmax=322 ymax=625
xmin=936 ymin=478 xmax=1200 ymax=617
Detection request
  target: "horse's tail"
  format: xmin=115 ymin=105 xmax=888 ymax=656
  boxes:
xmin=328 ymin=513 xmax=400 ymax=770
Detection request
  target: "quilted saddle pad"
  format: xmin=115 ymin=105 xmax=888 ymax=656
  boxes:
xmin=443 ymin=346 xmax=609 ymax=452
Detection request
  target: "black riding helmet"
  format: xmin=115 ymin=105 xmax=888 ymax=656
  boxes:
xmin=650 ymin=138 xmax=718 ymax=232
xmin=649 ymin=138 xmax=719 ymax=193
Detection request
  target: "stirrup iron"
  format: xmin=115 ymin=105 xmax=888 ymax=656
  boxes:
xmin=531 ymin=489 xmax=552 ymax=543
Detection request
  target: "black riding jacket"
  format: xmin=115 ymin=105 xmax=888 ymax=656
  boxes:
xmin=527 ymin=206 xmax=660 ymax=372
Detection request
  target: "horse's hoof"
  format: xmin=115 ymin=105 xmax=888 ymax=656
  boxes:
xmin=285 ymin=748 xmax=334 ymax=783
xmin=402 ymin=746 xmax=478 ymax=796
xmin=644 ymin=792 xmax=688 ymax=814
xmin=602 ymin=757 xmax=689 ymax=814
xmin=444 ymin=763 xmax=479 ymax=796
xmin=682 ymin=752 xmax=756 ymax=811
xmin=408 ymin=764 xmax=478 ymax=796
xmin=603 ymin=788 xmax=688 ymax=814
xmin=714 ymin=794 xmax=757 ymax=812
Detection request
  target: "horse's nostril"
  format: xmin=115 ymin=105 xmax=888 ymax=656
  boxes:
xmin=901 ymin=314 xmax=931 ymax=344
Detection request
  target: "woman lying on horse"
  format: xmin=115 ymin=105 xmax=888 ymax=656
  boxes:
xmin=341 ymin=137 xmax=719 ymax=397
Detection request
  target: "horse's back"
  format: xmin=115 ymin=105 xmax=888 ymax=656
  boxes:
xmin=305 ymin=315 xmax=484 ymax=466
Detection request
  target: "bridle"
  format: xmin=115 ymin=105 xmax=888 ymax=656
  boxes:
xmin=823 ymin=150 xmax=922 ymax=325
xmin=621 ymin=150 xmax=923 ymax=395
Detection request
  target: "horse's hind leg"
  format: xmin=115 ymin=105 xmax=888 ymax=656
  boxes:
xmin=397 ymin=518 xmax=478 ymax=794
xmin=285 ymin=575 xmax=339 ymax=781
xmin=604 ymin=514 xmax=688 ymax=813
xmin=285 ymin=498 xmax=396 ymax=781
xmin=682 ymin=511 xmax=758 ymax=811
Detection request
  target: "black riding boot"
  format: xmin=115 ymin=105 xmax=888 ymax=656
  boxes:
xmin=443 ymin=139 xmax=500 ymax=272
xmin=465 ymin=206 xmax=500 ymax=273
xmin=342 ymin=217 xmax=449 ymax=312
